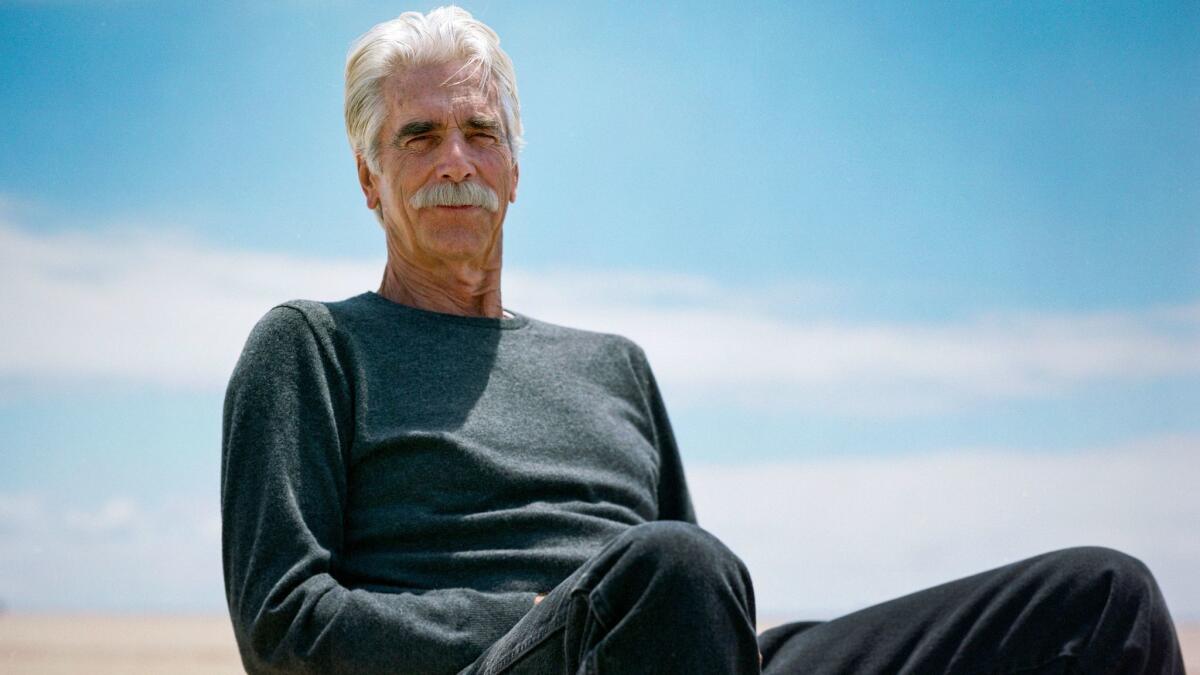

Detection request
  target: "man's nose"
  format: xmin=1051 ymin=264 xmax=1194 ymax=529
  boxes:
xmin=436 ymin=132 xmax=475 ymax=183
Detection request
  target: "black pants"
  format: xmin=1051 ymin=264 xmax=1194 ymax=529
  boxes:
xmin=461 ymin=521 xmax=1185 ymax=674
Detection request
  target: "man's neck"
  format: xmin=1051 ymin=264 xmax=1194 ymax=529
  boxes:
xmin=378 ymin=255 xmax=504 ymax=319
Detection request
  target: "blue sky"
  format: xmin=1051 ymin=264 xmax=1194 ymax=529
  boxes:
xmin=1 ymin=2 xmax=1198 ymax=618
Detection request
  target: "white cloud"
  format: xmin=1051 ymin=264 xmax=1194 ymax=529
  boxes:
xmin=0 ymin=492 xmax=46 ymax=525
xmin=0 ymin=222 xmax=380 ymax=389
xmin=1 ymin=220 xmax=1197 ymax=415
xmin=64 ymin=497 xmax=140 ymax=535
xmin=1 ymin=436 xmax=1196 ymax=618
xmin=508 ymin=272 xmax=1200 ymax=414
xmin=0 ymin=491 xmax=224 ymax=611
xmin=689 ymin=434 xmax=1200 ymax=621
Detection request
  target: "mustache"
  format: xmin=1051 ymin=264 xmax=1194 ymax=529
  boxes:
xmin=408 ymin=181 xmax=501 ymax=212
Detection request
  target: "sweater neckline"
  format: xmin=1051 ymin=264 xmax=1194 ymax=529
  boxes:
xmin=361 ymin=291 xmax=529 ymax=330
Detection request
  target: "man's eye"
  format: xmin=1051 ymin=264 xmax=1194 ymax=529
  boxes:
xmin=470 ymin=133 xmax=498 ymax=144
xmin=406 ymin=135 xmax=436 ymax=149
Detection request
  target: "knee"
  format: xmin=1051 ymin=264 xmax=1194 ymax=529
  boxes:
xmin=1034 ymin=547 xmax=1182 ymax=669
xmin=1045 ymin=546 xmax=1154 ymax=586
xmin=1041 ymin=546 xmax=1164 ymax=615
xmin=617 ymin=521 xmax=750 ymax=588
xmin=592 ymin=522 xmax=755 ymax=623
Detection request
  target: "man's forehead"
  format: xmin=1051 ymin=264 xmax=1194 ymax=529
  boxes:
xmin=383 ymin=61 xmax=500 ymax=118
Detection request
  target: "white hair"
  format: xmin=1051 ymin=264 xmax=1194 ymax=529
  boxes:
xmin=345 ymin=6 xmax=523 ymax=174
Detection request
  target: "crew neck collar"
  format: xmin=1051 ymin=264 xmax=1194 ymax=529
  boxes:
xmin=361 ymin=291 xmax=528 ymax=330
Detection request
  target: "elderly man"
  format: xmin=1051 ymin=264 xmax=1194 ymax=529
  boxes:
xmin=221 ymin=7 xmax=1184 ymax=674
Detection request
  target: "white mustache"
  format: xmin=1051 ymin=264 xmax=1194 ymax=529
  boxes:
xmin=409 ymin=181 xmax=501 ymax=212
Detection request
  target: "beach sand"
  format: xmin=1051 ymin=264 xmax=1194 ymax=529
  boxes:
xmin=1 ymin=614 xmax=1196 ymax=673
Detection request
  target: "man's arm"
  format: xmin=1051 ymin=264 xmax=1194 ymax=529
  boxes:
xmin=221 ymin=306 xmax=537 ymax=674
xmin=628 ymin=345 xmax=698 ymax=524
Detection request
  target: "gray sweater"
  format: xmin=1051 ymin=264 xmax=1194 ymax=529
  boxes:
xmin=221 ymin=292 xmax=696 ymax=674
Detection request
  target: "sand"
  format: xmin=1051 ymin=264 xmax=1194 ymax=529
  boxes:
xmin=0 ymin=615 xmax=241 ymax=675
xmin=1 ymin=614 xmax=1196 ymax=673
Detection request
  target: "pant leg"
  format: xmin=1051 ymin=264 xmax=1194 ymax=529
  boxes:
xmin=461 ymin=521 xmax=761 ymax=675
xmin=759 ymin=546 xmax=1185 ymax=675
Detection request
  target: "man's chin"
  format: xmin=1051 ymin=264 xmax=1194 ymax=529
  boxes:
xmin=417 ymin=235 xmax=500 ymax=264
xmin=419 ymin=209 xmax=498 ymax=230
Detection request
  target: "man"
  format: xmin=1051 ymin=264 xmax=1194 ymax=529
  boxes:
xmin=221 ymin=7 xmax=1185 ymax=674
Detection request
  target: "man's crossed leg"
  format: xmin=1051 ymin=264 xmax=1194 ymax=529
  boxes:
xmin=462 ymin=522 xmax=1185 ymax=674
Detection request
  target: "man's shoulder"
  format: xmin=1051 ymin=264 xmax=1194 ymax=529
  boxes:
xmin=251 ymin=297 xmax=343 ymax=337
xmin=233 ymin=300 xmax=333 ymax=365
xmin=242 ymin=293 xmax=381 ymax=354
xmin=521 ymin=315 xmax=649 ymax=363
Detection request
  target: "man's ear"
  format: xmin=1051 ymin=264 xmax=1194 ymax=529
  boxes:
xmin=509 ymin=161 xmax=519 ymax=203
xmin=356 ymin=154 xmax=380 ymax=210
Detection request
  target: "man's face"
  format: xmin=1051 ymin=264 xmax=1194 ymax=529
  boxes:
xmin=358 ymin=60 xmax=519 ymax=266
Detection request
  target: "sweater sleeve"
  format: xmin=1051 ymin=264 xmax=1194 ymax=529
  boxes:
xmin=629 ymin=345 xmax=698 ymax=525
xmin=221 ymin=306 xmax=537 ymax=674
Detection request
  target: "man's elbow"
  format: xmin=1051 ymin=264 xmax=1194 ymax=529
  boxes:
xmin=232 ymin=610 xmax=330 ymax=674
xmin=229 ymin=584 xmax=341 ymax=674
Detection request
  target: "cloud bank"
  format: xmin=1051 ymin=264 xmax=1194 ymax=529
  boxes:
xmin=0 ymin=491 xmax=222 ymax=612
xmin=2 ymin=435 xmax=1195 ymax=617
xmin=691 ymin=433 xmax=1200 ymax=620
xmin=2 ymin=221 xmax=1197 ymax=416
